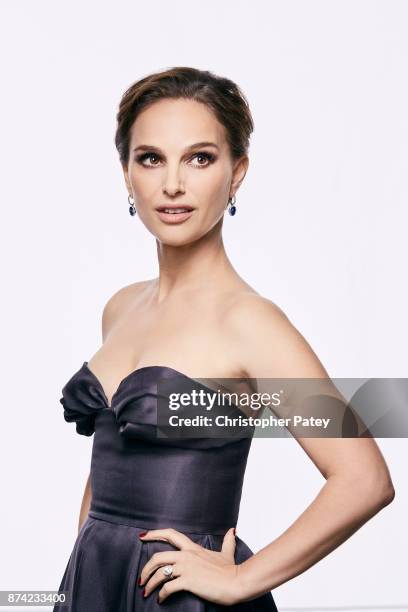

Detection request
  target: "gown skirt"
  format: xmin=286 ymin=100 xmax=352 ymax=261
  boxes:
xmin=54 ymin=362 xmax=279 ymax=611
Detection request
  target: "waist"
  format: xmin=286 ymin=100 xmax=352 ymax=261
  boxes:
xmin=88 ymin=508 xmax=233 ymax=535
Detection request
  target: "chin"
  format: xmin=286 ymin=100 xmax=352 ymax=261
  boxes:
xmin=156 ymin=231 xmax=201 ymax=247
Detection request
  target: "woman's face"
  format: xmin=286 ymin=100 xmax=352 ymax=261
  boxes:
xmin=123 ymin=98 xmax=248 ymax=246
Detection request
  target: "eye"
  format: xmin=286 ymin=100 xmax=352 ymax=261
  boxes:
xmin=190 ymin=152 xmax=216 ymax=168
xmin=135 ymin=151 xmax=216 ymax=168
xmin=135 ymin=152 xmax=162 ymax=167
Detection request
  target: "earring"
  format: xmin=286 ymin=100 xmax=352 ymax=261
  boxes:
xmin=128 ymin=194 xmax=137 ymax=216
xmin=228 ymin=195 xmax=237 ymax=216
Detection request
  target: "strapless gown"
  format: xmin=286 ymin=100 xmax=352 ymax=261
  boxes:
xmin=54 ymin=361 xmax=279 ymax=611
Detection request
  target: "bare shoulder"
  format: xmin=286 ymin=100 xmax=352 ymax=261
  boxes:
xmin=101 ymin=279 xmax=152 ymax=340
xmin=223 ymin=292 xmax=329 ymax=378
xmin=222 ymin=291 xmax=291 ymax=338
xmin=227 ymin=292 xmax=289 ymax=322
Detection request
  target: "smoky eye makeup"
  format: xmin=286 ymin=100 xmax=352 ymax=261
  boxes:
xmin=134 ymin=151 xmax=217 ymax=168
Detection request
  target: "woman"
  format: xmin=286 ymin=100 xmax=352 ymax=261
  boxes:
xmin=54 ymin=67 xmax=395 ymax=611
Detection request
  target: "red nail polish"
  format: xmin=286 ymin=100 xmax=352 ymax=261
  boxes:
xmin=139 ymin=531 xmax=147 ymax=538
xmin=138 ymin=576 xmax=142 ymax=586
xmin=233 ymin=527 xmax=236 ymax=535
xmin=143 ymin=589 xmax=147 ymax=597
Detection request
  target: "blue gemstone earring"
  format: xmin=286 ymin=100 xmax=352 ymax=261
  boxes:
xmin=128 ymin=194 xmax=137 ymax=216
xmin=228 ymin=195 xmax=237 ymax=216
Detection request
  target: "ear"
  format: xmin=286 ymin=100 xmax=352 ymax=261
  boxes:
xmin=230 ymin=155 xmax=249 ymax=198
xmin=122 ymin=164 xmax=132 ymax=195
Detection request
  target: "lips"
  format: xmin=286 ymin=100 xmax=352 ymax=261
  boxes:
xmin=155 ymin=206 xmax=195 ymax=224
xmin=156 ymin=205 xmax=195 ymax=213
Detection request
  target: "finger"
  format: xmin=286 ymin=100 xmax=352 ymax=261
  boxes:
xmin=139 ymin=551 xmax=179 ymax=586
xmin=221 ymin=527 xmax=236 ymax=559
xmin=143 ymin=563 xmax=181 ymax=597
xmin=139 ymin=527 xmax=196 ymax=551
xmin=157 ymin=576 xmax=186 ymax=604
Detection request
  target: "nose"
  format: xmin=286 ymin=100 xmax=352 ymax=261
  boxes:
xmin=162 ymin=160 xmax=185 ymax=197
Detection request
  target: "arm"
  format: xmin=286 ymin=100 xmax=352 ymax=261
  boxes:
xmin=226 ymin=296 xmax=395 ymax=602
xmin=78 ymin=472 xmax=92 ymax=534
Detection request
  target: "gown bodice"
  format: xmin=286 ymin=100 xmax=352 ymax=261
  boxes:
xmin=60 ymin=362 xmax=255 ymax=535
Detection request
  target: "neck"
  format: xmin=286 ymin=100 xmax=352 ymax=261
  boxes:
xmin=153 ymin=221 xmax=238 ymax=302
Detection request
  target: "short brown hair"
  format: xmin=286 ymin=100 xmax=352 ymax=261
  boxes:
xmin=114 ymin=66 xmax=254 ymax=167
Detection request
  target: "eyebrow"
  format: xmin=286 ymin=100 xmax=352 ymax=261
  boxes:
xmin=132 ymin=141 xmax=220 ymax=153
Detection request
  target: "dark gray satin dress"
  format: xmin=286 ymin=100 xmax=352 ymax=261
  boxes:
xmin=54 ymin=362 xmax=279 ymax=611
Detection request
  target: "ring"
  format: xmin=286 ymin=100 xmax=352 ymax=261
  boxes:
xmin=162 ymin=564 xmax=174 ymax=579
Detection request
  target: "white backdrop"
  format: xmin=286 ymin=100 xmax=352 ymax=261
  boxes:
xmin=0 ymin=1 xmax=407 ymax=610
